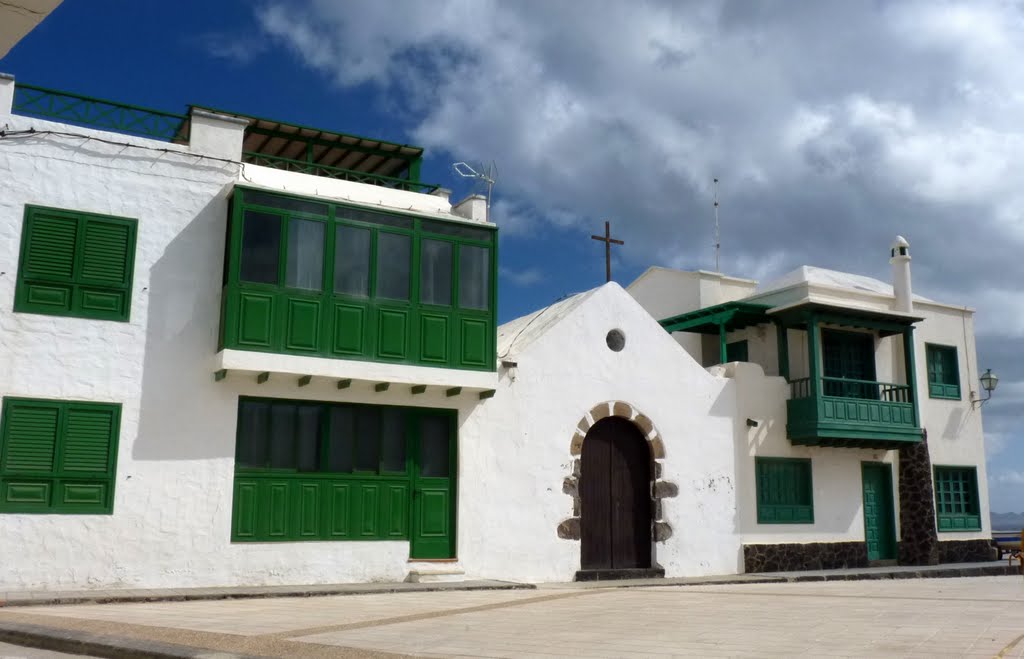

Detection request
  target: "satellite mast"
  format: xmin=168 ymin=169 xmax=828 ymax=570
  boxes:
xmin=453 ymin=161 xmax=498 ymax=223
xmin=713 ymin=177 xmax=721 ymax=272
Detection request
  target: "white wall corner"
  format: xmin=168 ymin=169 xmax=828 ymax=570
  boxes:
xmin=452 ymin=194 xmax=488 ymax=223
xmin=188 ymin=108 xmax=248 ymax=161
xmin=0 ymin=73 xmax=15 ymax=117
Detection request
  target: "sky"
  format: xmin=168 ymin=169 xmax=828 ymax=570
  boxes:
xmin=3 ymin=0 xmax=1022 ymax=512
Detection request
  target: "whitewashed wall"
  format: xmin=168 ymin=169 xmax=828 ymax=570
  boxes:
xmin=0 ymin=109 xmax=485 ymax=590
xmin=463 ymin=283 xmax=744 ymax=581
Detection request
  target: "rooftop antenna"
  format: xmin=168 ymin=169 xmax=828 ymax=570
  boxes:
xmin=713 ymin=176 xmax=721 ymax=272
xmin=453 ymin=161 xmax=498 ymax=223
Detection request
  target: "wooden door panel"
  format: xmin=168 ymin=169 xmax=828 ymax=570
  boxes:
xmin=580 ymin=428 xmax=612 ymax=570
xmin=581 ymin=417 xmax=651 ymax=571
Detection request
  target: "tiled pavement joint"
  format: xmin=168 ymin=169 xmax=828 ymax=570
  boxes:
xmin=0 ymin=620 xmax=258 ymax=658
xmin=0 ymin=579 xmax=535 ymax=608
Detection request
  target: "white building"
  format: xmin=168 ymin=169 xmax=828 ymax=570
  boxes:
xmin=0 ymin=76 xmax=993 ymax=590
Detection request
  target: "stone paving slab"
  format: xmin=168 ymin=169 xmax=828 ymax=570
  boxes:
xmin=0 ymin=620 xmax=260 ymax=658
xmin=0 ymin=580 xmax=533 ymax=609
xmin=3 ymin=576 xmax=1024 ymax=658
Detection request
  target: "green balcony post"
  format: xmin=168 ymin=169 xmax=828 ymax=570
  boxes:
xmin=775 ymin=320 xmax=790 ymax=381
xmin=903 ymin=326 xmax=920 ymax=426
xmin=719 ymin=321 xmax=728 ymax=364
xmin=408 ymin=157 xmax=423 ymax=184
xmin=806 ymin=313 xmax=822 ymax=398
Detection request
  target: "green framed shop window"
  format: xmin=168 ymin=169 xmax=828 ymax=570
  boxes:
xmin=15 ymin=206 xmax=137 ymax=322
xmin=726 ymin=340 xmax=748 ymax=363
xmin=221 ymin=187 xmax=497 ymax=371
xmin=0 ymin=397 xmax=121 ymax=514
xmin=232 ymin=397 xmax=456 ymax=548
xmin=934 ymin=466 xmax=981 ymax=531
xmin=755 ymin=457 xmax=813 ymax=524
xmin=926 ymin=344 xmax=961 ymax=399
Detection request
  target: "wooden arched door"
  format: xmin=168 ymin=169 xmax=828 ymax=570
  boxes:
xmin=580 ymin=417 xmax=652 ymax=570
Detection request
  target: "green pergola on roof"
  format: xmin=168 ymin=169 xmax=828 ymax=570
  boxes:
xmin=658 ymin=301 xmax=773 ymax=334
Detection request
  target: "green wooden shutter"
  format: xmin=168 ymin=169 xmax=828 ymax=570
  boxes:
xmin=23 ymin=213 xmax=78 ymax=281
xmin=15 ymin=206 xmax=137 ymax=322
xmin=61 ymin=405 xmax=117 ymax=474
xmin=756 ymin=458 xmax=814 ymax=524
xmin=0 ymin=398 xmax=120 ymax=514
xmin=80 ymin=220 xmax=132 ymax=285
xmin=1 ymin=402 xmax=60 ymax=473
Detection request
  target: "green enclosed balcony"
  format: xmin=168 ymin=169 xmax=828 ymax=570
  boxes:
xmin=219 ymin=187 xmax=497 ymax=374
xmin=776 ymin=303 xmax=924 ymax=450
xmin=660 ymin=299 xmax=925 ymax=450
xmin=786 ymin=377 xmax=921 ymax=449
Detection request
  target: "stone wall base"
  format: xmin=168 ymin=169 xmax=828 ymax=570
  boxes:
xmin=936 ymin=539 xmax=998 ymax=563
xmin=743 ymin=542 xmax=869 ymax=573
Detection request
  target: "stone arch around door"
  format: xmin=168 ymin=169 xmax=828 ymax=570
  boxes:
xmin=557 ymin=401 xmax=677 ymax=546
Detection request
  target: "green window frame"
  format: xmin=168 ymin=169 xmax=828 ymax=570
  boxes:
xmin=15 ymin=205 xmax=137 ymax=322
xmin=934 ymin=466 xmax=981 ymax=531
xmin=232 ymin=396 xmax=455 ymax=542
xmin=726 ymin=340 xmax=748 ymax=363
xmin=926 ymin=344 xmax=961 ymax=400
xmin=755 ymin=457 xmax=813 ymax=524
xmin=221 ymin=187 xmax=497 ymax=371
xmin=0 ymin=397 xmax=121 ymax=514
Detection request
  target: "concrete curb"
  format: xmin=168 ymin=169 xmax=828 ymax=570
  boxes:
xmin=0 ymin=580 xmax=535 ymax=609
xmin=0 ymin=620 xmax=260 ymax=658
xmin=781 ymin=563 xmax=1019 ymax=582
xmin=561 ymin=562 xmax=1020 ymax=590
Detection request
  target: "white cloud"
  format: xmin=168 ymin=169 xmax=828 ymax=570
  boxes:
xmin=253 ymin=0 xmax=1024 ymax=456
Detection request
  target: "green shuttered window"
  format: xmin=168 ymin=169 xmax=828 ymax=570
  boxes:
xmin=926 ymin=344 xmax=961 ymax=400
xmin=755 ymin=457 xmax=814 ymax=524
xmin=15 ymin=206 xmax=137 ymax=322
xmin=232 ymin=397 xmax=454 ymax=543
xmin=0 ymin=398 xmax=121 ymax=514
xmin=934 ymin=466 xmax=981 ymax=531
xmin=221 ymin=187 xmax=497 ymax=371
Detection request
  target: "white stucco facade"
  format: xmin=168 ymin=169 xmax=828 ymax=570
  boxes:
xmin=0 ymin=75 xmax=995 ymax=591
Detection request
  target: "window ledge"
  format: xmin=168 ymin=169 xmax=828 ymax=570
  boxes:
xmin=215 ymin=349 xmax=498 ymax=393
xmin=929 ymin=393 xmax=962 ymax=401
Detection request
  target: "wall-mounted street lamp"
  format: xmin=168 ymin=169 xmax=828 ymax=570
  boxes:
xmin=971 ymin=368 xmax=999 ymax=408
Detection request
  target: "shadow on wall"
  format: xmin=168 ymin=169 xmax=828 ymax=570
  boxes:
xmin=134 ymin=185 xmax=238 ymax=460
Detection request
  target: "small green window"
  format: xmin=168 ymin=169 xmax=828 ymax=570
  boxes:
xmin=726 ymin=340 xmax=748 ymax=363
xmin=926 ymin=344 xmax=960 ymax=399
xmin=934 ymin=466 xmax=981 ymax=531
xmin=0 ymin=397 xmax=121 ymax=514
xmin=15 ymin=206 xmax=137 ymax=322
xmin=756 ymin=457 xmax=813 ymax=524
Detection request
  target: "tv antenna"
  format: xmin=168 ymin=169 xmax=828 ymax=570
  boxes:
xmin=453 ymin=161 xmax=498 ymax=223
xmin=713 ymin=177 xmax=721 ymax=272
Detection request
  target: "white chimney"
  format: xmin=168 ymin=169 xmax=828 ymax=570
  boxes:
xmin=890 ymin=235 xmax=912 ymax=313
xmin=452 ymin=194 xmax=488 ymax=223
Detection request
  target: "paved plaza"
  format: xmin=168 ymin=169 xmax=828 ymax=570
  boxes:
xmin=1 ymin=576 xmax=1023 ymax=657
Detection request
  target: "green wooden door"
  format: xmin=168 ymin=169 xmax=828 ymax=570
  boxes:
xmin=861 ymin=463 xmax=897 ymax=561
xmin=410 ymin=413 xmax=456 ymax=559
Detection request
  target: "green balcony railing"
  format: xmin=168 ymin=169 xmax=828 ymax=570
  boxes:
xmin=242 ymin=152 xmax=440 ymax=194
xmin=12 ymin=83 xmax=189 ymax=142
xmin=789 ymin=377 xmax=912 ymax=403
xmin=786 ymin=376 xmax=921 ymax=449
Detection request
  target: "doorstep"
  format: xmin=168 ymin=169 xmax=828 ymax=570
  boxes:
xmin=0 ymin=579 xmax=534 ymax=608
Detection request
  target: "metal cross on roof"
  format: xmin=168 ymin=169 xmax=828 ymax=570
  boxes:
xmin=591 ymin=220 xmax=624 ymax=283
